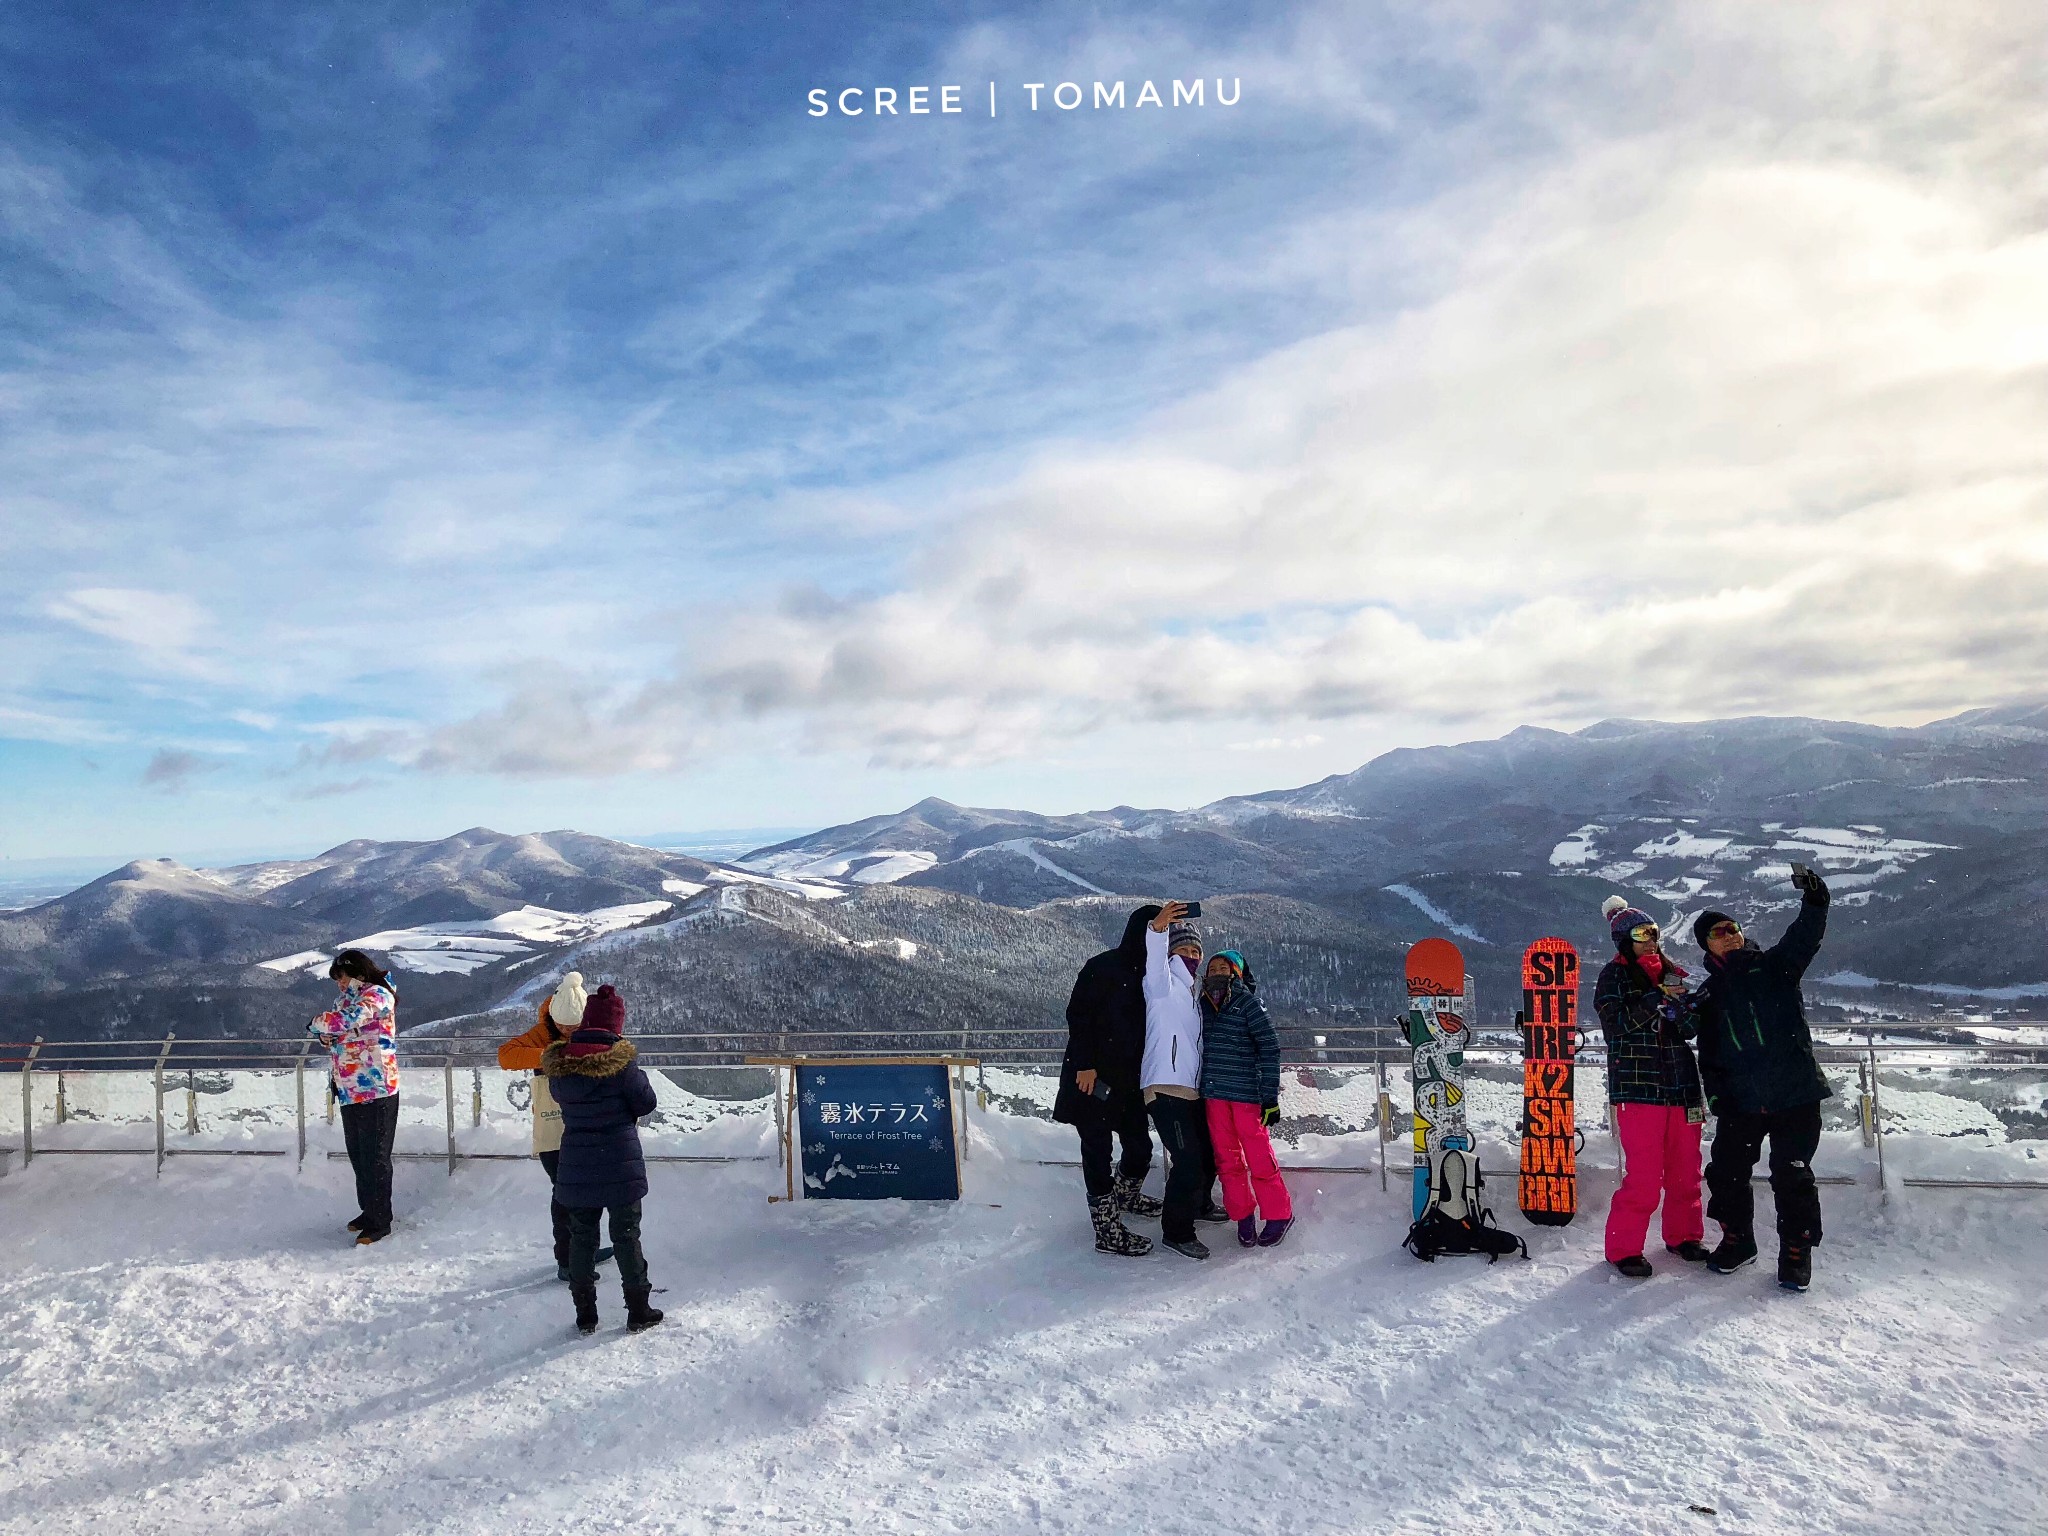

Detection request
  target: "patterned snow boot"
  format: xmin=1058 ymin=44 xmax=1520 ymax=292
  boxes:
xmin=624 ymin=1284 xmax=665 ymax=1332
xmin=1777 ymin=1243 xmax=1812 ymax=1293
xmin=1090 ymin=1195 xmax=1153 ymax=1257
xmin=572 ymin=1279 xmax=600 ymax=1336
xmin=1113 ymin=1173 xmax=1163 ymax=1219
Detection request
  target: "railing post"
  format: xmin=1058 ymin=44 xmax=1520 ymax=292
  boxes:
xmin=1868 ymin=1041 xmax=1888 ymax=1204
xmin=55 ymin=1071 xmax=67 ymax=1126
xmin=444 ymin=1061 xmax=457 ymax=1176
xmin=773 ymin=1063 xmax=787 ymax=1171
xmin=21 ymin=1038 xmax=42 ymax=1167
xmin=471 ymin=1067 xmax=483 ymax=1129
xmin=1857 ymin=1058 xmax=1875 ymax=1149
xmin=1375 ymin=1050 xmax=1391 ymax=1193
xmin=185 ymin=1067 xmax=198 ymax=1136
xmin=956 ymin=1063 xmax=971 ymax=1162
xmin=295 ymin=1041 xmax=311 ymax=1169
xmin=153 ymin=1034 xmax=175 ymax=1176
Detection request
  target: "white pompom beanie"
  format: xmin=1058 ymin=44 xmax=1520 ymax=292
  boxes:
xmin=550 ymin=971 xmax=588 ymax=1029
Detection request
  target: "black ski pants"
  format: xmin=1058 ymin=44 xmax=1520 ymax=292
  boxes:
xmin=1076 ymin=1094 xmax=1152 ymax=1202
xmin=1705 ymin=1102 xmax=1824 ymax=1245
xmin=339 ymin=1093 xmax=400 ymax=1236
xmin=1147 ymin=1095 xmax=1216 ymax=1243
xmin=567 ymin=1202 xmax=648 ymax=1289
xmin=538 ymin=1149 xmax=573 ymax=1265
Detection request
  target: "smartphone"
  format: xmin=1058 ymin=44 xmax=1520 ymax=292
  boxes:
xmin=1088 ymin=1079 xmax=1114 ymax=1102
xmin=1790 ymin=861 xmax=1813 ymax=883
xmin=1181 ymin=901 xmax=1202 ymax=919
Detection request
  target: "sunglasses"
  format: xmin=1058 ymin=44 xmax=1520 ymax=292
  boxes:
xmin=1708 ymin=921 xmax=1742 ymax=939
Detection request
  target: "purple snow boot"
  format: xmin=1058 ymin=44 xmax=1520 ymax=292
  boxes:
xmin=1257 ymin=1217 xmax=1294 ymax=1248
xmin=1237 ymin=1216 xmax=1259 ymax=1248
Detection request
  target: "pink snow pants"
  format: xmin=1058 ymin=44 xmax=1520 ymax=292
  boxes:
xmin=1206 ymin=1099 xmax=1293 ymax=1223
xmin=1605 ymin=1102 xmax=1704 ymax=1261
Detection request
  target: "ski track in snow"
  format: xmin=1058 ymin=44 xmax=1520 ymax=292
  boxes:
xmin=3 ymin=1118 xmax=2045 ymax=1536
xmin=1381 ymin=884 xmax=1488 ymax=944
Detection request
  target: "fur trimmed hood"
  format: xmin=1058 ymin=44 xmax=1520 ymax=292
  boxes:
xmin=539 ymin=1038 xmax=638 ymax=1078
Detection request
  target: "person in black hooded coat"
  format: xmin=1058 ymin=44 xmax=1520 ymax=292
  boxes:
xmin=1056 ymin=905 xmax=1161 ymax=1256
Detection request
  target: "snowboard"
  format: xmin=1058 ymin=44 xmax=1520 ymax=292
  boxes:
xmin=1404 ymin=938 xmax=1473 ymax=1221
xmin=1518 ymin=937 xmax=1581 ymax=1226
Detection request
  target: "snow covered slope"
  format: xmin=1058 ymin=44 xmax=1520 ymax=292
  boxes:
xmin=2 ymin=1114 xmax=2044 ymax=1536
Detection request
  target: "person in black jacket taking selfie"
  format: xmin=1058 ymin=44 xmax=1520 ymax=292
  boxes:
xmin=1692 ymin=865 xmax=1833 ymax=1292
xmin=1057 ymin=906 xmax=1163 ymax=1257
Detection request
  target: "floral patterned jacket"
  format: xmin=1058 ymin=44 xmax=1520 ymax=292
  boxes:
xmin=309 ymin=981 xmax=399 ymax=1104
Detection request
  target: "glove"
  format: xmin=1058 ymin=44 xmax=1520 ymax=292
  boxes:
xmin=1791 ymin=865 xmax=1829 ymax=898
xmin=1260 ymin=1101 xmax=1281 ymax=1129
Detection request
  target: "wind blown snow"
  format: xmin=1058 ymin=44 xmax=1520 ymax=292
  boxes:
xmin=3 ymin=1105 xmax=2044 ymax=1535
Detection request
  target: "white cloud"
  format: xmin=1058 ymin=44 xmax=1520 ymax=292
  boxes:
xmin=45 ymin=588 xmax=213 ymax=670
xmin=443 ymin=139 xmax=2046 ymax=772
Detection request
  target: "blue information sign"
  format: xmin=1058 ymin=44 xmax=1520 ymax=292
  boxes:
xmin=796 ymin=1062 xmax=960 ymax=1201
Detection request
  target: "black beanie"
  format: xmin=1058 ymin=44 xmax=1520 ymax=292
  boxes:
xmin=1692 ymin=910 xmax=1736 ymax=949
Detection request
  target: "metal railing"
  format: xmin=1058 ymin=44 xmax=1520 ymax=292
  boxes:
xmin=2 ymin=1025 xmax=2044 ymax=1197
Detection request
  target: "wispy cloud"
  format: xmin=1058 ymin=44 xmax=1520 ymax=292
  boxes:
xmin=2 ymin=0 xmax=2044 ymax=828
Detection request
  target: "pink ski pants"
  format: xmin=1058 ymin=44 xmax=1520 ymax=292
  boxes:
xmin=1206 ymin=1099 xmax=1293 ymax=1222
xmin=1605 ymin=1102 xmax=1704 ymax=1261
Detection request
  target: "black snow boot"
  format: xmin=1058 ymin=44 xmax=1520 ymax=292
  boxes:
xmin=572 ymin=1280 xmax=600 ymax=1336
xmin=1090 ymin=1195 xmax=1153 ymax=1257
xmin=1162 ymin=1235 xmax=1211 ymax=1261
xmin=1707 ymin=1232 xmax=1759 ymax=1274
xmin=1777 ymin=1243 xmax=1812 ymax=1293
xmin=1665 ymin=1240 xmax=1712 ymax=1263
xmin=1195 ymin=1199 xmax=1230 ymax=1224
xmin=1614 ymin=1255 xmax=1653 ymax=1279
xmin=1112 ymin=1172 xmax=1163 ymax=1219
xmin=624 ymin=1284 xmax=665 ymax=1332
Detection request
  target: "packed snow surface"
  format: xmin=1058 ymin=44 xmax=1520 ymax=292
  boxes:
xmin=3 ymin=1102 xmax=2045 ymax=1536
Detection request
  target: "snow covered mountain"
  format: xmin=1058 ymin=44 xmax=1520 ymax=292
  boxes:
xmin=4 ymin=706 xmax=2042 ymax=1043
xmin=743 ymin=706 xmax=2048 ymax=994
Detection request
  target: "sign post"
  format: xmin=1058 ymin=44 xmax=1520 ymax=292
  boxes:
xmin=750 ymin=1056 xmax=968 ymax=1201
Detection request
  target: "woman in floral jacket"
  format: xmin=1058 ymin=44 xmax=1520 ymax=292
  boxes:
xmin=310 ymin=949 xmax=400 ymax=1244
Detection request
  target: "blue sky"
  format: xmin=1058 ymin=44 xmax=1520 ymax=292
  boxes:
xmin=4 ymin=1 xmax=2045 ymax=865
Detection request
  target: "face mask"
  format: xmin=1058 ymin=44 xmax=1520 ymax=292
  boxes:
xmin=1204 ymin=975 xmax=1232 ymax=1005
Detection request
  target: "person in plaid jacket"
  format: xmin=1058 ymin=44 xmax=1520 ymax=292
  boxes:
xmin=1592 ymin=900 xmax=1707 ymax=1278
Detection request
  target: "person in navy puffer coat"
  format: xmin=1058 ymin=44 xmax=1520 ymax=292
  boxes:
xmin=1199 ymin=950 xmax=1293 ymax=1248
xmin=540 ymin=983 xmax=663 ymax=1335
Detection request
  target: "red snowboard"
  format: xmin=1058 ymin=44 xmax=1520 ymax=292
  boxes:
xmin=1518 ymin=937 xmax=1580 ymax=1226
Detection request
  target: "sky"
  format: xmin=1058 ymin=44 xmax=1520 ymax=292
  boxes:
xmin=3 ymin=0 xmax=2045 ymax=865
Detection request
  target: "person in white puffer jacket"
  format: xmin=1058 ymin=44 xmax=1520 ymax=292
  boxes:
xmin=1142 ymin=900 xmax=1226 ymax=1259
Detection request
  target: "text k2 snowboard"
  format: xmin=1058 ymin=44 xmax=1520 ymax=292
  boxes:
xmin=1404 ymin=938 xmax=1473 ymax=1221
xmin=1518 ymin=936 xmax=1581 ymax=1225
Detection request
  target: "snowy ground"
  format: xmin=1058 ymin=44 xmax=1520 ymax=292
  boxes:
xmin=2 ymin=1101 xmax=2047 ymax=1536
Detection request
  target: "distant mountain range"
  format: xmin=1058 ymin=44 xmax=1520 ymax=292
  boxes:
xmin=4 ymin=706 xmax=2042 ymax=1043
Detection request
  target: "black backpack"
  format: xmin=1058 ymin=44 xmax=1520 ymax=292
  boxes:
xmin=1402 ymin=1148 xmax=1529 ymax=1263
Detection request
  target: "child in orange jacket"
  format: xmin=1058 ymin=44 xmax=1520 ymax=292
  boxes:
xmin=498 ymin=972 xmax=611 ymax=1281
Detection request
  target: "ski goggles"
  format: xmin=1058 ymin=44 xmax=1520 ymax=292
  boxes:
xmin=1706 ymin=920 xmax=1742 ymax=940
xmin=1628 ymin=923 xmax=1660 ymax=944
